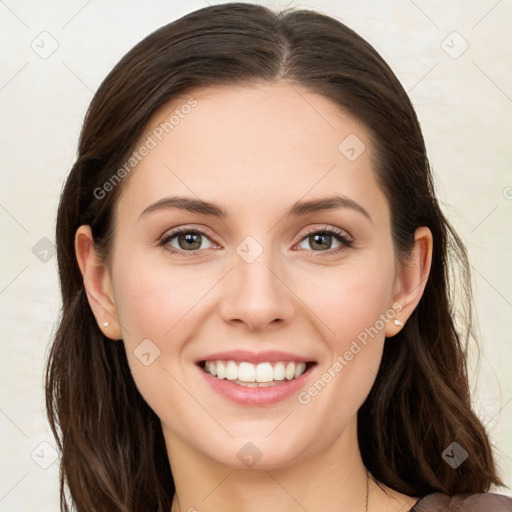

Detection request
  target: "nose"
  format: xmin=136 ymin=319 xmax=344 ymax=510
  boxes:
xmin=219 ymin=245 xmax=296 ymax=331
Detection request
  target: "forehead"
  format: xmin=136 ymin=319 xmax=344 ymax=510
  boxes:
xmin=115 ymin=81 xmax=384 ymax=221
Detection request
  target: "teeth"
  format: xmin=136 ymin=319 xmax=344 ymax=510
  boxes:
xmin=273 ymin=362 xmax=285 ymax=381
xmin=225 ymin=360 xmax=238 ymax=380
xmin=238 ymin=362 xmax=256 ymax=382
xmin=294 ymin=362 xmax=306 ymax=378
xmin=255 ymin=362 xmax=274 ymax=383
xmin=285 ymin=362 xmax=295 ymax=380
xmin=216 ymin=361 xmax=226 ymax=379
xmin=207 ymin=360 xmax=216 ymax=377
xmin=202 ymin=360 xmax=310 ymax=384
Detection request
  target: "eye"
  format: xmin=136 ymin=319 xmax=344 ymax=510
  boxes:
xmin=158 ymin=225 xmax=353 ymax=256
xmin=296 ymin=227 xmax=353 ymax=254
xmin=159 ymin=228 xmax=217 ymax=254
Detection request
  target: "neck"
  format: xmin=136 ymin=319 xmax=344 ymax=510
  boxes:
xmin=166 ymin=420 xmax=373 ymax=512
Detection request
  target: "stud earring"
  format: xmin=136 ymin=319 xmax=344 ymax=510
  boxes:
xmin=102 ymin=321 xmax=110 ymax=327
xmin=394 ymin=319 xmax=404 ymax=327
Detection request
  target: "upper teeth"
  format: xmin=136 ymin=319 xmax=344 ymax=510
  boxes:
xmin=204 ymin=360 xmax=307 ymax=382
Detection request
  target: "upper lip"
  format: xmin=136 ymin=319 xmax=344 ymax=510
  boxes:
xmin=196 ymin=350 xmax=315 ymax=364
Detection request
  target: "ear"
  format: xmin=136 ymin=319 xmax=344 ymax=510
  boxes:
xmin=386 ymin=226 xmax=433 ymax=338
xmin=75 ymin=225 xmax=122 ymax=340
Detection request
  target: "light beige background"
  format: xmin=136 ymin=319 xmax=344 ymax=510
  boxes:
xmin=0 ymin=0 xmax=511 ymax=510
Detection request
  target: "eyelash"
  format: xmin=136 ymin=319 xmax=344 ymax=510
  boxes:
xmin=158 ymin=226 xmax=354 ymax=257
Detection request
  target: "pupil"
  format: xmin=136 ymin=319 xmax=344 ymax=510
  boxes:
xmin=179 ymin=232 xmax=201 ymax=250
xmin=312 ymin=234 xmax=331 ymax=250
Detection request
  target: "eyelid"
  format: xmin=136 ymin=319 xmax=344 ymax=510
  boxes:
xmin=298 ymin=224 xmax=353 ymax=243
xmin=160 ymin=224 xmax=216 ymax=241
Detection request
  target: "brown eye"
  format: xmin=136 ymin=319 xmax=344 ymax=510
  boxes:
xmin=308 ymin=233 xmax=336 ymax=251
xmin=161 ymin=229 xmax=214 ymax=253
xmin=297 ymin=228 xmax=352 ymax=253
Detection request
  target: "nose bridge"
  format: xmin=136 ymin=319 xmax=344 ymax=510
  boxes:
xmin=220 ymin=234 xmax=295 ymax=329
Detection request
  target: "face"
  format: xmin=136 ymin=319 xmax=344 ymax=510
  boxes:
xmin=103 ymin=81 xmax=405 ymax=469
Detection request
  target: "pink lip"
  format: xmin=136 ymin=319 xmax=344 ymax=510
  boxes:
xmin=196 ymin=349 xmax=315 ymax=364
xmin=196 ymin=362 xmax=317 ymax=406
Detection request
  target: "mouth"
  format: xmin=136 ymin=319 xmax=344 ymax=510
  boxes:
xmin=198 ymin=360 xmax=317 ymax=387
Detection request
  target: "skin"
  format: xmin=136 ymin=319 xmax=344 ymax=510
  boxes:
xmin=76 ymin=81 xmax=432 ymax=511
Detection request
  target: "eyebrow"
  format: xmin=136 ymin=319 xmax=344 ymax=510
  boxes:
xmin=139 ymin=194 xmax=371 ymax=222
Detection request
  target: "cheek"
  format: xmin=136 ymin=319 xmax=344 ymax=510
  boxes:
xmin=109 ymin=252 xmax=222 ymax=399
xmin=293 ymin=255 xmax=395 ymax=350
xmin=112 ymin=254 xmax=214 ymax=345
xmin=109 ymin=256 xmax=205 ymax=421
xmin=291 ymin=256 xmax=394 ymax=424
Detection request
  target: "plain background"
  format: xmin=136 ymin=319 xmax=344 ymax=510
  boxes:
xmin=0 ymin=0 xmax=511 ymax=510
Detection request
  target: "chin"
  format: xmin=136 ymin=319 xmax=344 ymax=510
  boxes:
xmin=199 ymin=430 xmax=315 ymax=471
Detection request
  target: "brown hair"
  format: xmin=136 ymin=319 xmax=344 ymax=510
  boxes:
xmin=46 ymin=3 xmax=502 ymax=511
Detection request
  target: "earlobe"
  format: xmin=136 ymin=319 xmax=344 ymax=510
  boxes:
xmin=75 ymin=225 xmax=122 ymax=340
xmin=386 ymin=226 xmax=433 ymax=338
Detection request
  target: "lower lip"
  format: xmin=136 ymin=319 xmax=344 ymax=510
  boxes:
xmin=197 ymin=364 xmax=316 ymax=406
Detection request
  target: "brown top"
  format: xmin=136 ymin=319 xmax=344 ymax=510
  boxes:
xmin=410 ymin=492 xmax=512 ymax=511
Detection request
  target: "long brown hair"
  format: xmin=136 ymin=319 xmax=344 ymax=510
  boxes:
xmin=46 ymin=3 xmax=503 ymax=511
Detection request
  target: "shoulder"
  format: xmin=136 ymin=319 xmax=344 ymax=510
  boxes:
xmin=411 ymin=492 xmax=512 ymax=511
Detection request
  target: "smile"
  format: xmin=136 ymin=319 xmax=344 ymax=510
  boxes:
xmin=201 ymin=360 xmax=313 ymax=387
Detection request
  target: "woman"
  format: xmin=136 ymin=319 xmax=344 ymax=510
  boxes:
xmin=46 ymin=3 xmax=511 ymax=511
